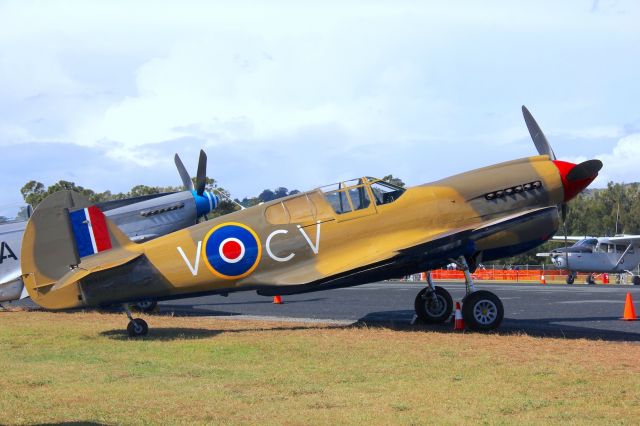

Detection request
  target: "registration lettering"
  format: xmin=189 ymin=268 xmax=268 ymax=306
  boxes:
xmin=0 ymin=241 xmax=18 ymax=264
xmin=177 ymin=221 xmax=321 ymax=276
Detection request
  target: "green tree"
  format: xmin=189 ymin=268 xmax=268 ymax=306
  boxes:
xmin=20 ymin=180 xmax=46 ymax=207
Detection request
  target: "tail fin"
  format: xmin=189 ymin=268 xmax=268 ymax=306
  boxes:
xmin=21 ymin=190 xmax=142 ymax=310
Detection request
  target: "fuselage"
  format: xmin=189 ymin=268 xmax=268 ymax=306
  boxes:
xmin=551 ymin=239 xmax=640 ymax=273
xmin=23 ymin=155 xmax=574 ymax=310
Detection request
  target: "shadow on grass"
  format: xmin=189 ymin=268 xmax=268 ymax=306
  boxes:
xmin=100 ymin=327 xmax=224 ymax=340
xmin=357 ymin=309 xmax=640 ymax=342
xmin=100 ymin=324 xmax=342 ymax=341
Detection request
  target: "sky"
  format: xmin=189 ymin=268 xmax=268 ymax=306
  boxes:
xmin=1 ymin=0 xmax=639 ymax=212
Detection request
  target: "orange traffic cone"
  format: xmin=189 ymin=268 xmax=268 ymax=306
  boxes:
xmin=273 ymin=295 xmax=283 ymax=304
xmin=621 ymin=293 xmax=637 ymax=321
xmin=454 ymin=302 xmax=465 ymax=331
xmin=540 ymin=274 xmax=546 ymax=285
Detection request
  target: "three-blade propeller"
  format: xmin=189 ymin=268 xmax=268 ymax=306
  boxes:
xmin=174 ymin=149 xmax=217 ymax=219
xmin=522 ymin=105 xmax=603 ymax=272
xmin=174 ymin=149 xmax=208 ymax=195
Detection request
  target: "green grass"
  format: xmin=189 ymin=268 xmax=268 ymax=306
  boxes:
xmin=1 ymin=311 xmax=640 ymax=425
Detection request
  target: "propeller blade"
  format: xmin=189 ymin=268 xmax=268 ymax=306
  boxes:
xmin=522 ymin=105 xmax=556 ymax=160
xmin=566 ymin=159 xmax=603 ymax=182
xmin=560 ymin=202 xmax=569 ymax=271
xmin=196 ymin=149 xmax=207 ymax=196
xmin=174 ymin=154 xmax=194 ymax=191
xmin=560 ymin=203 xmax=567 ymax=223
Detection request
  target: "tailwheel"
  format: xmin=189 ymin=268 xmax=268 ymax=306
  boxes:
xmin=414 ymin=286 xmax=453 ymax=323
xmin=133 ymin=300 xmax=158 ymax=313
xmin=127 ymin=318 xmax=148 ymax=337
xmin=462 ymin=290 xmax=504 ymax=331
xmin=123 ymin=303 xmax=149 ymax=337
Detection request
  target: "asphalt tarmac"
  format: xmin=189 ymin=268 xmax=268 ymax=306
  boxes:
xmin=161 ymin=281 xmax=640 ymax=341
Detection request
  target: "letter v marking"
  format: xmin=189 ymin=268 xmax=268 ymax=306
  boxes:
xmin=297 ymin=221 xmax=321 ymax=255
xmin=177 ymin=241 xmax=202 ymax=276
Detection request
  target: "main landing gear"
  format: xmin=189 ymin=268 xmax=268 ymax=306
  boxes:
xmin=124 ymin=304 xmax=148 ymax=337
xmin=414 ymin=272 xmax=454 ymax=323
xmin=566 ymin=271 xmax=576 ymax=285
xmin=414 ymin=256 xmax=504 ymax=331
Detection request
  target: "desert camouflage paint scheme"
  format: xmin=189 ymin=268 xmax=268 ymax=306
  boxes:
xmin=22 ymin=154 xmax=591 ymax=311
xmin=19 ymin=107 xmax=603 ymax=333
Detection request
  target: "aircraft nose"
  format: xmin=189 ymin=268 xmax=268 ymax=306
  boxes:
xmin=192 ymin=190 xmax=219 ymax=217
xmin=552 ymin=159 xmax=603 ymax=202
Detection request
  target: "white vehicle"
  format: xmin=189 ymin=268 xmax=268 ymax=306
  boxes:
xmin=538 ymin=235 xmax=640 ymax=284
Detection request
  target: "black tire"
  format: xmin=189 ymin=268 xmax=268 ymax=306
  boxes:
xmin=586 ymin=274 xmax=595 ymax=285
xmin=127 ymin=318 xmax=148 ymax=337
xmin=633 ymin=276 xmax=640 ymax=286
xmin=414 ymin=286 xmax=453 ymax=323
xmin=566 ymin=274 xmax=575 ymax=285
xmin=462 ymin=290 xmax=504 ymax=332
xmin=133 ymin=300 xmax=158 ymax=313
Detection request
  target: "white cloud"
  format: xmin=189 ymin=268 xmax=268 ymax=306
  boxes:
xmin=592 ymin=133 xmax=640 ymax=185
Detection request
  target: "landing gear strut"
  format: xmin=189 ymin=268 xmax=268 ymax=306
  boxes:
xmin=124 ymin=304 xmax=148 ymax=337
xmin=133 ymin=300 xmax=158 ymax=313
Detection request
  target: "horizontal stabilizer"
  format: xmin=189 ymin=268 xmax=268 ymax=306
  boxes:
xmin=51 ymin=251 xmax=143 ymax=292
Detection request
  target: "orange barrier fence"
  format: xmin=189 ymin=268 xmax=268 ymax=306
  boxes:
xmin=427 ymin=269 xmax=610 ymax=284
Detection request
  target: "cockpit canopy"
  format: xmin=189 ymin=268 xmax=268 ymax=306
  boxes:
xmin=320 ymin=177 xmax=405 ymax=215
xmin=264 ymin=177 xmax=406 ymax=225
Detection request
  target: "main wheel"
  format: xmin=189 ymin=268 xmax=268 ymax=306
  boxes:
xmin=414 ymin=286 xmax=453 ymax=323
xmin=633 ymin=276 xmax=640 ymax=286
xmin=127 ymin=318 xmax=148 ymax=337
xmin=566 ymin=274 xmax=575 ymax=285
xmin=133 ymin=300 xmax=157 ymax=313
xmin=462 ymin=290 xmax=504 ymax=331
xmin=586 ymin=274 xmax=595 ymax=285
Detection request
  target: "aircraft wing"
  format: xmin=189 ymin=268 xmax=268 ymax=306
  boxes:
xmin=606 ymin=235 xmax=640 ymax=245
xmin=273 ymin=206 xmax=561 ymax=295
xmin=551 ymin=236 xmax=591 ymax=242
xmin=399 ymin=206 xmax=558 ymax=263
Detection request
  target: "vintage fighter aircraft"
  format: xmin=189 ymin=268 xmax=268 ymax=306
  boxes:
xmin=20 ymin=106 xmax=602 ymax=335
xmin=1 ymin=150 xmax=220 ymax=309
xmin=537 ymin=235 xmax=640 ymax=284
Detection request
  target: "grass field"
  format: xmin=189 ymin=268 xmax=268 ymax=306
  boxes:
xmin=1 ymin=311 xmax=640 ymax=425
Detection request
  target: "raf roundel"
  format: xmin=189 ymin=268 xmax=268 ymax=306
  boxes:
xmin=202 ymin=222 xmax=262 ymax=279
